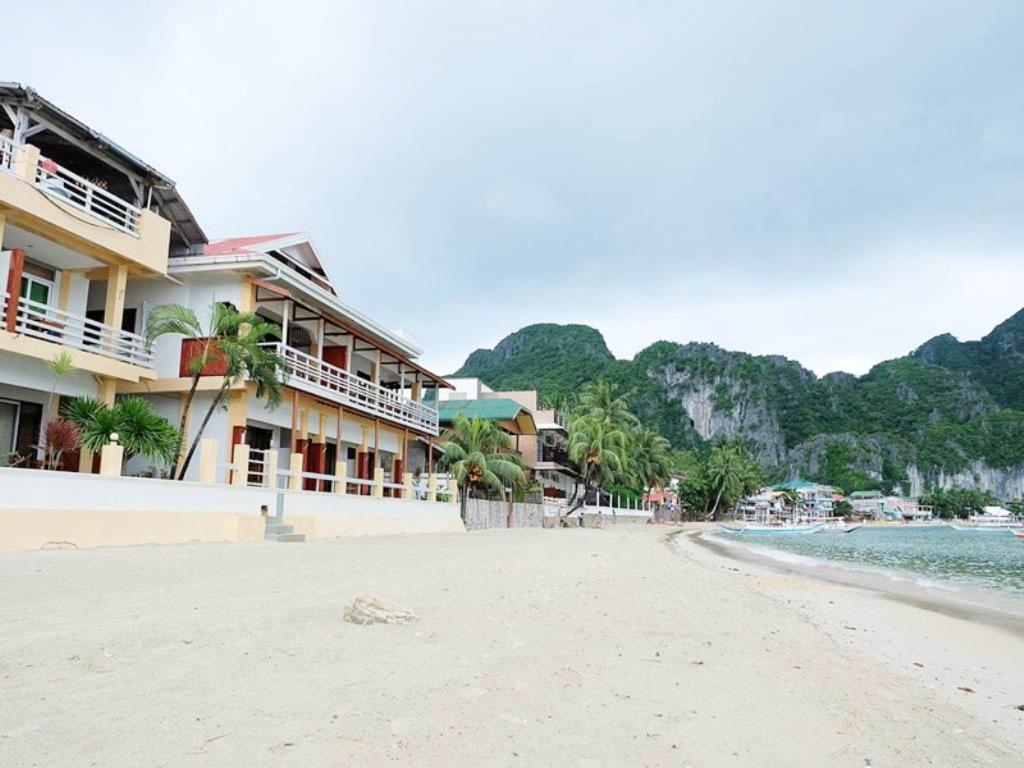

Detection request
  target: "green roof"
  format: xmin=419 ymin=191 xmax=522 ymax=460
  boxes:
xmin=435 ymin=398 xmax=537 ymax=434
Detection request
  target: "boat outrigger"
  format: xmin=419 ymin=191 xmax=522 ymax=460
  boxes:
xmin=717 ymin=521 xmax=825 ymax=535
xmin=947 ymin=507 xmax=1023 ymax=532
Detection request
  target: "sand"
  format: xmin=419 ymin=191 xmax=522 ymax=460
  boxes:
xmin=1 ymin=525 xmax=1022 ymax=767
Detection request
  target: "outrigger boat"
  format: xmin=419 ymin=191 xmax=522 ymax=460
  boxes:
xmin=717 ymin=522 xmax=825 ymax=535
xmin=816 ymin=519 xmax=863 ymax=534
xmin=1014 ymin=530 xmax=1024 ymax=539
xmin=947 ymin=507 xmax=1023 ymax=532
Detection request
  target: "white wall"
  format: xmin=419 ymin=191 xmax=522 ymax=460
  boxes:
xmin=0 ymin=352 xmax=98 ymax=399
xmin=105 ymin=273 xmax=244 ymax=380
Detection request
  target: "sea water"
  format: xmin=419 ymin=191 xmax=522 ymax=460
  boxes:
xmin=714 ymin=526 xmax=1024 ymax=598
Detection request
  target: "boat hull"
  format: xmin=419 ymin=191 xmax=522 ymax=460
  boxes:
xmin=717 ymin=522 xmax=825 ymax=535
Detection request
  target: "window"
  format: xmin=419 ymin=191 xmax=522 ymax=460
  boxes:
xmin=20 ymin=261 xmax=55 ymax=308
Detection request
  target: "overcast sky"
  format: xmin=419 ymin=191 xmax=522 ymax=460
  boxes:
xmin=8 ymin=1 xmax=1024 ymax=376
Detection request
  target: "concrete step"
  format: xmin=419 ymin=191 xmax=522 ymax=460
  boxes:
xmin=265 ymin=524 xmax=294 ymax=536
xmin=267 ymin=532 xmax=306 ymax=543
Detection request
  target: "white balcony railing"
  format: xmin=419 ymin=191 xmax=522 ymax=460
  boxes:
xmin=263 ymin=342 xmax=440 ymax=435
xmin=0 ymin=134 xmax=15 ymax=173
xmin=35 ymin=155 xmax=142 ymax=237
xmin=11 ymin=296 xmax=153 ymax=367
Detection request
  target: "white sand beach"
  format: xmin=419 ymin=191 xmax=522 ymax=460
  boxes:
xmin=1 ymin=526 xmax=1022 ymax=767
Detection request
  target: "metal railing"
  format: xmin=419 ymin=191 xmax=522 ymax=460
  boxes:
xmin=0 ymin=134 xmax=15 ymax=172
xmin=263 ymin=342 xmax=440 ymax=435
xmin=35 ymin=155 xmax=142 ymax=237
xmin=12 ymin=295 xmax=153 ymax=367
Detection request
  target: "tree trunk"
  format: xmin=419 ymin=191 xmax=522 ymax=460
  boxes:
xmin=459 ymin=482 xmax=469 ymax=524
xmin=172 ymin=372 xmax=203 ymax=480
xmin=707 ymin=484 xmax=725 ymax=521
xmin=177 ymin=380 xmax=231 ymax=480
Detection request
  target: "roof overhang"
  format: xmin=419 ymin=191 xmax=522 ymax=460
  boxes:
xmin=0 ymin=82 xmax=207 ymax=249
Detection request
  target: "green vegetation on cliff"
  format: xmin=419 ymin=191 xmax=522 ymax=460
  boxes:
xmin=454 ymin=313 xmax=1024 ymax=495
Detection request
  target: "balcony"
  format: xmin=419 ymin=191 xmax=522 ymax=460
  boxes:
xmin=0 ymin=134 xmax=14 ymax=173
xmin=2 ymin=291 xmax=152 ymax=368
xmin=263 ymin=342 xmax=439 ymax=435
xmin=35 ymin=155 xmax=142 ymax=237
xmin=535 ymin=444 xmax=575 ymax=472
xmin=0 ymin=139 xmax=171 ymax=275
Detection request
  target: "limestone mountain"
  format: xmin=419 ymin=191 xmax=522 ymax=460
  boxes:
xmin=453 ymin=314 xmax=1024 ymax=499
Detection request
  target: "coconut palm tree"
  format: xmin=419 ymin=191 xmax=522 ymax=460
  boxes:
xmin=566 ymin=413 xmax=629 ymax=511
xmin=577 ymin=380 xmax=637 ymax=431
xmin=628 ymin=425 xmax=673 ymax=491
xmin=146 ymin=302 xmax=286 ymax=479
xmin=439 ymin=414 xmax=526 ymax=522
xmin=63 ymin=396 xmax=181 ymax=469
xmin=705 ymin=438 xmax=762 ymax=519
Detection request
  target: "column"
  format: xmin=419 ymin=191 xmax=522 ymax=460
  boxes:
xmin=102 ymin=264 xmax=128 ymax=354
xmin=4 ymin=247 xmax=24 ymax=333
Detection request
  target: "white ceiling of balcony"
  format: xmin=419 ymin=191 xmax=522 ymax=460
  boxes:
xmin=1 ymin=224 xmax=102 ymax=270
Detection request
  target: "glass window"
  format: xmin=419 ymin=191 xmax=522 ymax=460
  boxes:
xmin=20 ymin=275 xmax=51 ymax=307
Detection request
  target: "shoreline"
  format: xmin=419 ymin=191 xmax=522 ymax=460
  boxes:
xmin=679 ymin=527 xmax=1024 ymax=750
xmin=2 ymin=527 xmax=1022 ymax=766
xmin=692 ymin=527 xmax=1024 ymax=635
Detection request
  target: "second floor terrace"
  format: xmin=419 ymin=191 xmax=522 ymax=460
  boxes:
xmin=0 ymin=83 xmax=205 ymax=274
xmin=1 ymin=228 xmax=155 ymax=379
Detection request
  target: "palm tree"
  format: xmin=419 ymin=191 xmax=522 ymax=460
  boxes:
xmin=628 ymin=425 xmax=673 ymax=492
xmin=63 ymin=396 xmax=181 ymax=470
xmin=439 ymin=414 xmax=526 ymax=522
xmin=146 ymin=302 xmax=286 ymax=479
xmin=577 ymin=380 xmax=638 ymax=431
xmin=566 ymin=414 xmax=628 ymax=511
xmin=705 ymin=438 xmax=763 ymax=519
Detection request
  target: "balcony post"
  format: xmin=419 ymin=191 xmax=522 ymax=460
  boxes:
xmin=428 ymin=473 xmax=437 ymax=503
xmin=102 ymin=264 xmax=128 ymax=355
xmin=12 ymin=143 xmax=39 ymax=183
xmin=4 ymin=248 xmax=25 ymax=333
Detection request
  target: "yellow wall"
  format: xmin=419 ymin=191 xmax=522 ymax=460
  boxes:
xmin=0 ymin=509 xmax=265 ymax=552
xmin=0 ymin=150 xmax=171 ymax=275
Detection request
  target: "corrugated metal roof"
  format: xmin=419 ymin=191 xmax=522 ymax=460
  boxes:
xmin=0 ymin=82 xmax=207 ymax=248
xmin=436 ymin=398 xmax=538 ymax=434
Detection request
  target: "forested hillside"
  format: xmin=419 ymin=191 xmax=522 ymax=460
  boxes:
xmin=453 ymin=310 xmax=1024 ymax=499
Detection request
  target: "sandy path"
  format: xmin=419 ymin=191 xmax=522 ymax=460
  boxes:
xmin=0 ymin=526 xmax=1020 ymax=767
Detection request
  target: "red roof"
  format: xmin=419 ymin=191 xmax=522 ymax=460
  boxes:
xmin=204 ymin=233 xmax=300 ymax=256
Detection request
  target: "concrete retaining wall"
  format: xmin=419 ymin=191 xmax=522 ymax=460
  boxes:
xmin=0 ymin=467 xmax=463 ymax=552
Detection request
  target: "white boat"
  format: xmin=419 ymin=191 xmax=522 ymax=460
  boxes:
xmin=717 ymin=522 xmax=825 ymax=535
xmin=947 ymin=507 xmax=1022 ymax=531
xmin=816 ymin=520 xmax=863 ymax=534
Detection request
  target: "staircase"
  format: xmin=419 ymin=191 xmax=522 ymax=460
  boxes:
xmin=264 ymin=515 xmax=306 ymax=543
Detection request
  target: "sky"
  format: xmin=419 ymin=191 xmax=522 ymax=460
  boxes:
xmin=5 ymin=1 xmax=1024 ymax=376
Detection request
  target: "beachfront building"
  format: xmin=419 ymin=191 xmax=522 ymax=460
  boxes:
xmin=433 ymin=378 xmax=578 ymax=498
xmin=772 ymin=479 xmax=835 ymax=518
xmin=121 ymin=232 xmax=451 ymax=490
xmin=0 ymin=83 xmax=206 ymax=466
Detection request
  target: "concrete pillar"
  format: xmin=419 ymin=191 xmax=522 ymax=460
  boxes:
xmin=265 ymin=449 xmax=279 ymax=489
xmin=411 ymin=381 xmax=421 ymax=401
xmin=77 ymin=448 xmax=93 ymax=474
xmin=98 ymin=435 xmax=124 ymax=477
xmin=288 ymin=452 xmax=303 ymax=491
xmin=373 ymin=466 xmax=384 ymax=498
xmin=403 ymin=472 xmax=414 ymax=500
xmin=13 ymin=143 xmax=39 ymax=183
xmin=102 ymin=264 xmax=128 ymax=337
xmin=4 ymin=247 xmax=24 ymax=333
xmin=428 ymin=473 xmax=437 ymax=503
xmin=198 ymin=438 xmax=218 ymax=484
xmin=231 ymin=443 xmax=250 ymax=487
xmin=334 ymin=459 xmax=347 ymax=495
xmin=97 ymin=377 xmax=118 ymax=406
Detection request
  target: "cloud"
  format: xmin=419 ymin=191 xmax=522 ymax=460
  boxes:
xmin=6 ymin=1 xmax=1024 ymax=382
